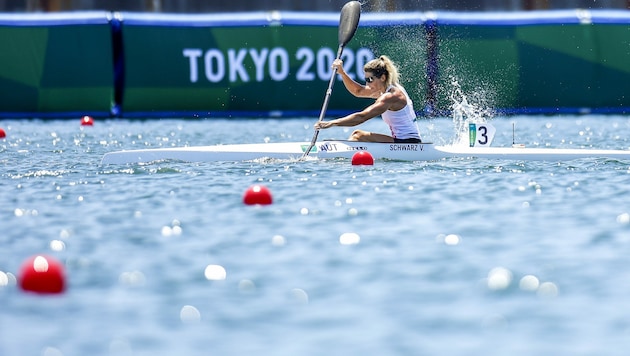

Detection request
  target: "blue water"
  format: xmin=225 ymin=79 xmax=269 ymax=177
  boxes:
xmin=2 ymin=115 xmax=630 ymax=356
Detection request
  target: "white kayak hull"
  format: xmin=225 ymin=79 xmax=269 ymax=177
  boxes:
xmin=101 ymin=140 xmax=630 ymax=164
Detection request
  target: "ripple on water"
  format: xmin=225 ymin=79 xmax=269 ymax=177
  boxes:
xmin=3 ymin=117 xmax=630 ymax=355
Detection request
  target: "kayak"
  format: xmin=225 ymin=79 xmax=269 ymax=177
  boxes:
xmin=101 ymin=139 xmax=630 ymax=164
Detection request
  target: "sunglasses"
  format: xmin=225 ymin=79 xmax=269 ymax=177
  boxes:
xmin=364 ymin=75 xmax=376 ymax=83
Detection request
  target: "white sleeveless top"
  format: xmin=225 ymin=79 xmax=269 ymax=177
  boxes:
xmin=380 ymin=84 xmax=421 ymax=140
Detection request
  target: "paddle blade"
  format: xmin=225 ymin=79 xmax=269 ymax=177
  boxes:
xmin=338 ymin=1 xmax=361 ymax=47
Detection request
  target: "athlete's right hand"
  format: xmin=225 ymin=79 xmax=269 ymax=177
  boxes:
xmin=332 ymin=59 xmax=345 ymax=74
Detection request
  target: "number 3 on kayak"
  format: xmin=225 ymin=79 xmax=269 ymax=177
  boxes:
xmin=469 ymin=123 xmax=496 ymax=147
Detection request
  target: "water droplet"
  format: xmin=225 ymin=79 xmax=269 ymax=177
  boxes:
xmin=444 ymin=234 xmax=461 ymax=245
xmin=204 ymin=265 xmax=226 ymax=281
xmin=537 ymin=282 xmax=559 ymax=298
xmin=339 ymin=232 xmax=360 ymax=245
xmin=616 ymin=213 xmax=630 ymax=224
xmin=487 ymin=267 xmax=512 ymax=290
xmin=180 ymin=305 xmax=201 ymax=324
xmin=271 ymin=235 xmax=285 ymax=246
xmin=519 ymin=275 xmax=540 ymax=291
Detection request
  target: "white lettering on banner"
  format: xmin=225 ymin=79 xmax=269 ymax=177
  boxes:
xmin=296 ymin=47 xmax=315 ymax=81
xmin=268 ymin=48 xmax=289 ymax=81
xmin=339 ymin=50 xmax=355 ymax=80
xmin=355 ymin=48 xmax=374 ymax=78
xmin=316 ymin=47 xmax=335 ymax=81
xmin=228 ymin=49 xmax=249 ymax=82
xmin=182 ymin=49 xmax=203 ymax=83
xmin=249 ymin=48 xmax=268 ymax=82
xmin=183 ymin=47 xmax=375 ymax=84
xmin=204 ymin=49 xmax=224 ymax=83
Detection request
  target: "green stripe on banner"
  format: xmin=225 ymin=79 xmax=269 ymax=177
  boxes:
xmin=39 ymin=25 xmax=114 ymax=111
xmin=516 ymin=24 xmax=630 ymax=108
xmin=0 ymin=21 xmax=114 ymax=114
xmin=516 ymin=25 xmax=597 ymax=63
xmin=435 ymin=25 xmax=520 ymax=112
xmin=0 ymin=27 xmax=49 ymax=87
xmin=593 ymin=25 xmax=630 ymax=75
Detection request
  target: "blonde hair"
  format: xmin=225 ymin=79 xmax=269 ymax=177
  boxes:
xmin=364 ymin=55 xmax=400 ymax=87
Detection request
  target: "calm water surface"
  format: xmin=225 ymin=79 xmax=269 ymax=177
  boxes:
xmin=2 ymin=116 xmax=630 ymax=355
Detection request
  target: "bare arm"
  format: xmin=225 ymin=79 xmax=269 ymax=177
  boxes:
xmin=333 ymin=59 xmax=379 ymax=99
xmin=315 ymin=93 xmax=395 ymax=129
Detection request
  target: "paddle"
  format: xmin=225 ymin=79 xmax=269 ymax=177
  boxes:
xmin=301 ymin=0 xmax=361 ymax=159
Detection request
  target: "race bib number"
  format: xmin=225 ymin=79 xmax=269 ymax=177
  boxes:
xmin=469 ymin=123 xmax=496 ymax=147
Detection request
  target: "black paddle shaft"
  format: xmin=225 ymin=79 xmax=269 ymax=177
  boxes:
xmin=302 ymin=1 xmax=361 ymax=159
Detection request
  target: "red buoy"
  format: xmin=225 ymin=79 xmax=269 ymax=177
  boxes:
xmin=0 ymin=128 xmax=5 ymax=139
xmin=80 ymin=116 xmax=94 ymax=126
xmin=243 ymin=185 xmax=273 ymax=205
xmin=351 ymin=151 xmax=374 ymax=165
xmin=18 ymin=255 xmax=66 ymax=294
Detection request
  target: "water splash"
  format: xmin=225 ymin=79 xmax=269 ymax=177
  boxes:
xmin=449 ymin=80 xmax=493 ymax=146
